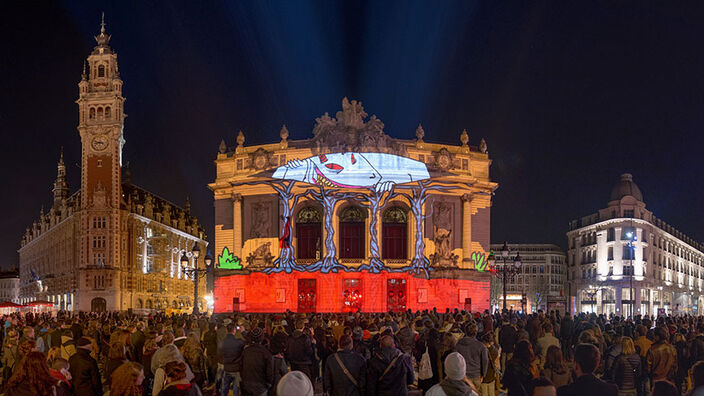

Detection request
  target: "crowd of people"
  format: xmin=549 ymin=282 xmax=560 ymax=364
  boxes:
xmin=0 ymin=308 xmax=703 ymax=396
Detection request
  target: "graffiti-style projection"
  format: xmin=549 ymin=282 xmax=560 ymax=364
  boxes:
xmin=272 ymin=152 xmax=430 ymax=192
xmin=218 ymin=247 xmax=242 ymax=270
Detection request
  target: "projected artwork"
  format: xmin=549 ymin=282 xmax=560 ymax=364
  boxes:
xmin=218 ymin=247 xmax=242 ymax=270
xmin=272 ymin=152 xmax=430 ymax=192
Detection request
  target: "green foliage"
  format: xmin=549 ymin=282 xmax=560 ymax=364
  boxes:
xmin=218 ymin=247 xmax=242 ymax=269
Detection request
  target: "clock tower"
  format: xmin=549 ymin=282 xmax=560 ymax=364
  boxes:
xmin=76 ymin=15 xmax=126 ymax=310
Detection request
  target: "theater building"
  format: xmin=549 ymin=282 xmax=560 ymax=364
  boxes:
xmin=17 ymin=19 xmax=207 ymax=312
xmin=210 ymin=98 xmax=497 ymax=313
xmin=567 ymin=173 xmax=704 ymax=316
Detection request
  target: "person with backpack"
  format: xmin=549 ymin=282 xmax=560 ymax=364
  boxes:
xmin=324 ymin=335 xmax=366 ymax=396
xmin=367 ymin=335 xmax=414 ymax=396
xmin=60 ymin=328 xmax=77 ymax=361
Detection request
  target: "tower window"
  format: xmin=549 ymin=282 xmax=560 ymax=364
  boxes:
xmin=98 ymin=65 xmax=105 ymax=77
xmin=89 ymin=108 xmax=95 ymax=120
xmin=97 ymin=107 xmax=103 ymax=120
xmin=105 ymin=106 xmax=111 ymax=119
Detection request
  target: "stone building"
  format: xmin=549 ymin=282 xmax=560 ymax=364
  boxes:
xmin=0 ymin=270 xmax=20 ymax=303
xmin=17 ymin=18 xmax=207 ymax=312
xmin=209 ymin=98 xmax=497 ymax=313
xmin=489 ymin=244 xmax=566 ymax=313
xmin=567 ymin=173 xmax=704 ymax=316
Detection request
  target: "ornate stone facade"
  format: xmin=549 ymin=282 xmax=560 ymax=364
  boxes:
xmin=210 ymin=98 xmax=497 ymax=312
xmin=17 ymin=18 xmax=207 ymax=312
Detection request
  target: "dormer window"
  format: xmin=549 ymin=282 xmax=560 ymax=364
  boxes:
xmin=98 ymin=65 xmax=105 ymax=77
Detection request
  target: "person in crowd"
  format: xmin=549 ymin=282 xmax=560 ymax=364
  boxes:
xmin=203 ymin=322 xmax=219 ymax=386
xmin=456 ymin=322 xmax=488 ymax=393
xmin=647 ymin=326 xmax=678 ymax=386
xmin=106 ymin=340 xmax=129 ymax=386
xmin=158 ymin=361 xmax=201 ymax=396
xmin=241 ymin=327 xmax=273 ymax=396
xmin=110 ymin=361 xmax=145 ymax=396
xmin=68 ymin=336 xmax=103 ymax=396
xmin=541 ymin=345 xmax=571 ymax=388
xmin=502 ymin=339 xmax=538 ymax=396
xmin=650 ymin=380 xmax=679 ymax=396
xmin=269 ymin=331 xmax=289 ymax=396
xmin=531 ymin=377 xmax=556 ymax=396
xmin=182 ymin=332 xmax=207 ymax=388
xmin=536 ymin=323 xmax=560 ymax=363
xmin=499 ymin=317 xmax=518 ymax=372
xmin=611 ymin=336 xmax=641 ymax=396
xmin=480 ymin=332 xmax=500 ymax=396
xmin=686 ymin=360 xmax=704 ymax=396
xmin=324 ymin=334 xmax=366 ymax=396
xmin=367 ymin=335 xmax=414 ymax=396
xmin=556 ymin=343 xmax=617 ymax=396
xmin=416 ymin=318 xmax=441 ymax=392
xmin=426 ymin=352 xmax=478 ymax=396
xmin=286 ymin=320 xmax=315 ymax=382
xmin=276 ymin=371 xmax=314 ymax=396
xmin=219 ymin=322 xmax=245 ymax=396
xmin=49 ymin=357 xmax=73 ymax=396
xmin=4 ymin=351 xmax=59 ymax=396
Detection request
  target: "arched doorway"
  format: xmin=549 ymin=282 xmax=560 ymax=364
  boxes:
xmin=382 ymin=206 xmax=408 ymax=259
xmin=91 ymin=297 xmax=107 ymax=312
xmin=136 ymin=299 xmax=143 ymax=309
xmin=296 ymin=206 xmax=322 ymax=260
xmin=339 ymin=206 xmax=366 ymax=259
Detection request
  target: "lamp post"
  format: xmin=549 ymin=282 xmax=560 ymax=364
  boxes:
xmin=494 ymin=242 xmax=522 ymax=312
xmin=626 ymin=229 xmax=637 ymax=318
xmin=180 ymin=243 xmax=213 ymax=315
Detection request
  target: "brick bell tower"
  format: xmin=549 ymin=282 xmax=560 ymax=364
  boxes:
xmin=76 ymin=14 xmax=125 ymax=311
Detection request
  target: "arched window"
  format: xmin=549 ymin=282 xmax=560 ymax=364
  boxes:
xmin=98 ymin=64 xmax=105 ymax=77
xmin=97 ymin=107 xmax=104 ymax=120
xmin=146 ymin=299 xmax=153 ymax=309
xmin=136 ymin=298 xmax=143 ymax=309
xmin=105 ymin=106 xmax=111 ymax=119
xmin=339 ymin=206 xmax=366 ymax=259
xmin=89 ymin=108 xmax=95 ymax=120
xmin=382 ymin=206 xmax=408 ymax=259
xmin=296 ymin=206 xmax=322 ymax=260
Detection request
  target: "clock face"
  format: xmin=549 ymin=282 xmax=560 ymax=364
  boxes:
xmin=91 ymin=135 xmax=109 ymax=151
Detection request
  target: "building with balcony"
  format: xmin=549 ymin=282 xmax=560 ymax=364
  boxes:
xmin=567 ymin=173 xmax=704 ymax=316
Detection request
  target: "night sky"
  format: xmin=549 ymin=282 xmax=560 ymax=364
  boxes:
xmin=2 ymin=1 xmax=703 ymax=269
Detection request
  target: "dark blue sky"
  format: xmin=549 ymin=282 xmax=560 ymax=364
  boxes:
xmin=2 ymin=1 xmax=703 ymax=268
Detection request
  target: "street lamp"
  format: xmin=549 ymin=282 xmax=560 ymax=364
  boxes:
xmin=180 ymin=244 xmax=212 ymax=315
xmin=626 ymin=229 xmax=637 ymax=318
xmin=495 ymin=242 xmax=522 ymax=312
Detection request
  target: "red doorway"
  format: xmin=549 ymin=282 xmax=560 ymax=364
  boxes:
xmin=297 ymin=279 xmax=317 ymax=312
xmin=343 ymin=279 xmax=362 ymax=311
xmin=387 ymin=278 xmax=407 ymax=312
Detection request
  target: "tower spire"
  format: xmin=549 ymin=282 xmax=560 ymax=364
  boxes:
xmin=94 ymin=12 xmax=111 ymax=49
xmin=53 ymin=148 xmax=69 ymax=209
xmin=101 ymin=11 xmax=106 ymax=34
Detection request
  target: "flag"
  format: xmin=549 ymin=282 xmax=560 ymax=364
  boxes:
xmin=279 ymin=216 xmax=292 ymax=249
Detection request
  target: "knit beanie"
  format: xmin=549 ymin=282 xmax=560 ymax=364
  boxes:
xmin=276 ymin=371 xmax=314 ymax=396
xmin=444 ymin=352 xmax=467 ymax=381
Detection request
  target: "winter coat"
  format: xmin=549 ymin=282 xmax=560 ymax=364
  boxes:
xmin=269 ymin=355 xmax=289 ymax=396
xmin=425 ymin=379 xmax=477 ymax=396
xmin=241 ymin=343 xmax=274 ymax=396
xmin=68 ymin=348 xmax=103 ymax=396
xmin=324 ymin=349 xmax=367 ymax=396
xmin=542 ymin=365 xmax=572 ymax=388
xmin=218 ymin=333 xmax=245 ymax=372
xmin=646 ymin=341 xmax=678 ymax=382
xmin=157 ymin=379 xmax=202 ymax=396
xmin=286 ymin=330 xmax=313 ymax=365
xmin=455 ymin=336 xmax=488 ymax=379
xmin=556 ymin=373 xmax=618 ymax=396
xmin=502 ymin=359 xmax=535 ymax=396
xmin=499 ymin=324 xmax=518 ymax=354
xmin=396 ymin=326 xmax=415 ymax=355
xmin=60 ymin=334 xmax=76 ymax=361
xmin=612 ymin=352 xmax=642 ymax=391
xmin=366 ymin=347 xmax=414 ymax=396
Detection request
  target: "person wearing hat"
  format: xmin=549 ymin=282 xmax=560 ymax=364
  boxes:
xmin=324 ymin=334 xmax=366 ymax=396
xmin=68 ymin=336 xmax=103 ymax=396
xmin=241 ymin=327 xmax=274 ymax=396
xmin=276 ymin=371 xmax=314 ymax=396
xmin=426 ymin=352 xmax=478 ymax=396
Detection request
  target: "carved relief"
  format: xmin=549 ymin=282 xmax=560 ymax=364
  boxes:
xmin=311 ymin=98 xmax=407 ymax=155
xmin=250 ymin=202 xmax=272 ymax=238
xmin=246 ymin=242 xmax=274 ymax=269
xmin=249 ymin=148 xmax=273 ymax=170
xmin=430 ymin=200 xmax=459 ymax=267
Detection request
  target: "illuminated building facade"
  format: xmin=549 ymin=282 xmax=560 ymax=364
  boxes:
xmin=210 ymin=98 xmax=497 ymax=313
xmin=567 ymin=173 xmax=704 ymax=316
xmin=0 ymin=271 xmax=20 ymax=304
xmin=489 ymin=244 xmax=566 ymax=313
xmin=17 ymin=19 xmax=207 ymax=312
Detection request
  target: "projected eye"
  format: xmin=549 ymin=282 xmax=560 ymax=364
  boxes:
xmin=318 ymin=154 xmax=328 ymax=163
xmin=351 ymin=154 xmax=356 ymax=164
xmin=325 ymin=163 xmax=343 ymax=171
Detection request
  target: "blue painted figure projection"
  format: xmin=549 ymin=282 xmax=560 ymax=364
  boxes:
xmin=272 ymin=152 xmax=430 ymax=192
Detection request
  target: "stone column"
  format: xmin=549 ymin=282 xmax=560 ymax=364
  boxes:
xmin=232 ymin=194 xmax=243 ymax=257
xmin=461 ymin=194 xmax=473 ymax=264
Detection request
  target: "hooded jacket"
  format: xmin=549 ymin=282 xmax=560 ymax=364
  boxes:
xmin=286 ymin=330 xmax=313 ymax=365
